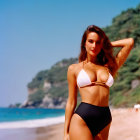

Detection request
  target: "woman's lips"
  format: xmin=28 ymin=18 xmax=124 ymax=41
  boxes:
xmin=91 ymin=50 xmax=95 ymax=53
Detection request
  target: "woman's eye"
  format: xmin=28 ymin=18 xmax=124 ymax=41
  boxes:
xmin=88 ymin=40 xmax=93 ymax=43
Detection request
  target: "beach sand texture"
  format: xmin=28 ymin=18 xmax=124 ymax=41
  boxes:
xmin=36 ymin=109 xmax=140 ymax=140
xmin=35 ymin=123 xmax=64 ymax=140
xmin=109 ymin=109 xmax=140 ymax=140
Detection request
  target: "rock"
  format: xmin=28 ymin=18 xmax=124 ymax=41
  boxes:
xmin=43 ymin=81 xmax=51 ymax=91
xmin=48 ymin=102 xmax=55 ymax=108
xmin=39 ymin=95 xmax=66 ymax=108
xmin=44 ymin=81 xmax=51 ymax=88
xmin=19 ymin=100 xmax=38 ymax=108
xmin=20 ymin=92 xmax=66 ymax=109
xmin=39 ymin=94 xmax=53 ymax=108
xmin=42 ymin=94 xmax=53 ymax=103
xmin=55 ymin=101 xmax=66 ymax=109
xmin=28 ymin=88 xmax=38 ymax=94
xmin=19 ymin=100 xmax=28 ymax=108
xmin=131 ymin=79 xmax=140 ymax=89
xmin=53 ymin=80 xmax=67 ymax=87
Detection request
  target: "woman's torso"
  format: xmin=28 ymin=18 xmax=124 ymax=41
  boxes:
xmin=74 ymin=61 xmax=114 ymax=107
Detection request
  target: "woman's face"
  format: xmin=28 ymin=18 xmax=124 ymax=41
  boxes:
xmin=85 ymin=32 xmax=102 ymax=57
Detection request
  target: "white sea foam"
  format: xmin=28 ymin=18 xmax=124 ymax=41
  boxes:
xmin=0 ymin=115 xmax=65 ymax=129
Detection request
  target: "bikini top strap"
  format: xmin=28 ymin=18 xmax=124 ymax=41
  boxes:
xmin=83 ymin=58 xmax=88 ymax=68
xmin=83 ymin=60 xmax=86 ymax=69
xmin=81 ymin=81 xmax=107 ymax=88
xmin=82 ymin=61 xmax=84 ymax=68
xmin=91 ymin=81 xmax=106 ymax=85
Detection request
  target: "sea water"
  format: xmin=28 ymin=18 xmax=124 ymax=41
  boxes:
xmin=0 ymin=107 xmax=65 ymax=129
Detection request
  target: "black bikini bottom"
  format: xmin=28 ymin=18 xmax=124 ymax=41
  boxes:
xmin=74 ymin=102 xmax=112 ymax=137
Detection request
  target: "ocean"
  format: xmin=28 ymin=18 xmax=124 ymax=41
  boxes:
xmin=0 ymin=107 xmax=65 ymax=140
xmin=0 ymin=107 xmax=65 ymax=128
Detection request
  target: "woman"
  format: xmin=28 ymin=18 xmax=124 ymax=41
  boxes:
xmin=64 ymin=25 xmax=134 ymax=140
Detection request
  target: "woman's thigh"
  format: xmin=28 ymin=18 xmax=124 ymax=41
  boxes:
xmin=94 ymin=123 xmax=111 ymax=140
xmin=69 ymin=114 xmax=94 ymax=140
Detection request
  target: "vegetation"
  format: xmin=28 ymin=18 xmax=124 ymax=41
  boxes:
xmin=103 ymin=4 xmax=140 ymax=107
xmin=28 ymin=89 xmax=46 ymax=106
xmin=27 ymin=4 xmax=140 ymax=107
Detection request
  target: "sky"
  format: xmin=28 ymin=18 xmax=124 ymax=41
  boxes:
xmin=0 ymin=0 xmax=140 ymax=107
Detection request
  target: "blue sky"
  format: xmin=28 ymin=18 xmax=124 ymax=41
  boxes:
xmin=0 ymin=0 xmax=140 ymax=107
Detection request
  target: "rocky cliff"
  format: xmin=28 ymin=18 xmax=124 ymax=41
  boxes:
xmin=20 ymin=58 xmax=78 ymax=108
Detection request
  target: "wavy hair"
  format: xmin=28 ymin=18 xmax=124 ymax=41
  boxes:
xmin=78 ymin=25 xmax=117 ymax=76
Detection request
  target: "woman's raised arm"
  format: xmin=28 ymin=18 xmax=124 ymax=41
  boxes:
xmin=111 ymin=38 xmax=134 ymax=71
xmin=64 ymin=64 xmax=78 ymax=140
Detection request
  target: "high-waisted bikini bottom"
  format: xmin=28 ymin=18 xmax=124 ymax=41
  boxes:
xmin=74 ymin=102 xmax=112 ymax=137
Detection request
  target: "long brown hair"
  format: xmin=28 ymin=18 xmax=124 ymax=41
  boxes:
xmin=78 ymin=25 xmax=117 ymax=76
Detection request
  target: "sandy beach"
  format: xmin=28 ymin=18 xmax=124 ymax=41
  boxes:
xmin=1 ymin=108 xmax=140 ymax=140
xmin=109 ymin=108 xmax=140 ymax=140
xmin=35 ymin=123 xmax=64 ymax=140
xmin=35 ymin=108 xmax=140 ymax=140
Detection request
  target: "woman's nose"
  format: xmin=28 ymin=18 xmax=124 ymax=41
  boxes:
xmin=92 ymin=42 xmax=96 ymax=48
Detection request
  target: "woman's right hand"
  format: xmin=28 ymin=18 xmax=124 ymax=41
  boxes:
xmin=64 ymin=133 xmax=70 ymax=140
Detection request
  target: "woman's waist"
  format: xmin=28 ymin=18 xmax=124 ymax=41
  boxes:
xmin=80 ymin=91 xmax=109 ymax=105
xmin=81 ymin=93 xmax=109 ymax=107
xmin=81 ymin=99 xmax=109 ymax=107
xmin=79 ymin=86 xmax=109 ymax=95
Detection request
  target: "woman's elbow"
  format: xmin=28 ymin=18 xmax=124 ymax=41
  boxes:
xmin=66 ymin=98 xmax=77 ymax=109
xmin=129 ymin=38 xmax=134 ymax=47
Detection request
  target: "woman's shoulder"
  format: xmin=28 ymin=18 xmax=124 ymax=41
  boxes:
xmin=68 ymin=62 xmax=83 ymax=74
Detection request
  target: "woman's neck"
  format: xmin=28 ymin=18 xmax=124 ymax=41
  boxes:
xmin=86 ymin=55 xmax=98 ymax=64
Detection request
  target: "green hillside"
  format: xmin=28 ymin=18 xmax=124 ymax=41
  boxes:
xmin=103 ymin=4 xmax=140 ymax=107
xmin=27 ymin=4 xmax=140 ymax=108
xmin=27 ymin=58 xmax=78 ymax=104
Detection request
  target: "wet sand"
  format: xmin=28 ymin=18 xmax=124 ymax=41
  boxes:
xmin=0 ymin=123 xmax=64 ymax=140
xmin=35 ymin=123 xmax=64 ymax=140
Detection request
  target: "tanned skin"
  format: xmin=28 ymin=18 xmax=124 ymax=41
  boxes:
xmin=64 ymin=32 xmax=134 ymax=140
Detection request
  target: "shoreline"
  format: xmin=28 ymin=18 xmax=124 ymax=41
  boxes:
xmin=0 ymin=115 xmax=65 ymax=129
xmin=0 ymin=123 xmax=64 ymax=140
xmin=0 ymin=108 xmax=140 ymax=140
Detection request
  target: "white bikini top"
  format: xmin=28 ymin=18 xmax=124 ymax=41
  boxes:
xmin=77 ymin=66 xmax=114 ymax=88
